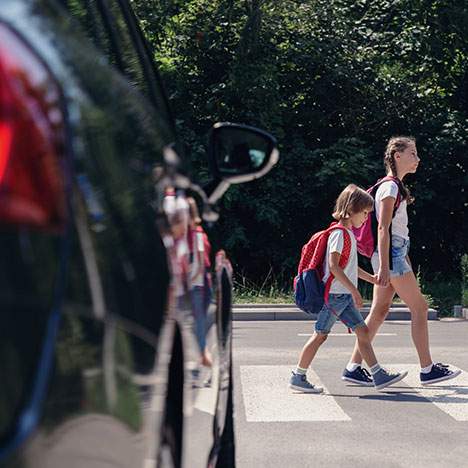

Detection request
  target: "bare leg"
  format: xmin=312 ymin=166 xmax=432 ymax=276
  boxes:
xmin=349 ymin=284 xmax=395 ymax=365
xmin=297 ymin=332 xmax=327 ymax=369
xmin=354 ymin=325 xmax=378 ymax=368
xmin=201 ymin=348 xmax=212 ymax=367
xmin=391 ymin=271 xmax=432 ymax=367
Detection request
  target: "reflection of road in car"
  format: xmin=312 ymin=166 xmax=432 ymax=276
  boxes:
xmin=24 ymin=414 xmax=147 ymax=468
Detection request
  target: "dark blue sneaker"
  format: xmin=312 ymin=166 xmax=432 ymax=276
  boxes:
xmin=289 ymin=371 xmax=323 ymax=393
xmin=373 ymin=368 xmax=408 ymax=390
xmin=342 ymin=366 xmax=373 ymax=386
xmin=420 ymin=363 xmax=461 ymax=385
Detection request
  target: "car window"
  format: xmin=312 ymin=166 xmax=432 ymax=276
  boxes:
xmin=61 ymin=0 xmax=174 ymax=133
xmin=60 ymin=0 xmax=114 ymax=64
xmin=61 ymin=0 xmax=147 ymax=93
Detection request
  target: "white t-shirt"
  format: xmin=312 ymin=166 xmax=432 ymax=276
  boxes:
xmin=322 ymin=228 xmax=358 ymax=294
xmin=374 ymin=180 xmax=409 ymax=239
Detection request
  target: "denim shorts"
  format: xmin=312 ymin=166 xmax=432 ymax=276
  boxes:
xmin=315 ymin=294 xmax=365 ymax=334
xmin=371 ymin=235 xmax=412 ymax=277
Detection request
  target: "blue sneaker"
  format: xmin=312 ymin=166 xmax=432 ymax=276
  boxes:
xmin=420 ymin=363 xmax=461 ymax=385
xmin=289 ymin=371 xmax=323 ymax=393
xmin=373 ymin=368 xmax=408 ymax=390
xmin=342 ymin=366 xmax=374 ymax=386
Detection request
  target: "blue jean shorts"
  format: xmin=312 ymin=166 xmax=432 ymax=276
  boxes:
xmin=315 ymin=294 xmax=365 ymax=334
xmin=371 ymin=234 xmax=412 ymax=277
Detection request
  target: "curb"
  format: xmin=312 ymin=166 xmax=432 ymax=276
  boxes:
xmin=234 ymin=302 xmax=409 ymax=308
xmin=232 ymin=304 xmax=438 ymax=321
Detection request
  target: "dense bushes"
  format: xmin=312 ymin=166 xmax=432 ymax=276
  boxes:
xmin=132 ymin=0 xmax=467 ymax=295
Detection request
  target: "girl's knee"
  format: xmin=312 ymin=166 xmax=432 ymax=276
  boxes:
xmin=411 ymin=302 xmax=428 ymax=318
xmin=314 ymin=332 xmax=328 ymax=343
xmin=355 ymin=326 xmax=370 ymax=342
xmin=407 ymin=293 xmax=429 ymax=316
xmin=369 ymin=305 xmax=389 ymax=324
xmin=420 ymin=297 xmax=429 ymax=311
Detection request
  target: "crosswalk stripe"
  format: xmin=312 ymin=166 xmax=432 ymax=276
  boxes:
xmin=239 ymin=365 xmax=351 ymax=422
xmin=239 ymin=364 xmax=468 ymax=423
xmin=392 ymin=364 xmax=467 ymax=421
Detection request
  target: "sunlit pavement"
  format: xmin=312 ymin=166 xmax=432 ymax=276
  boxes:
xmin=233 ymin=319 xmax=468 ymax=468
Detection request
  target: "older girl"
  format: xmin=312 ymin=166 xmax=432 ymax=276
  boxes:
xmin=343 ymin=136 xmax=461 ymax=386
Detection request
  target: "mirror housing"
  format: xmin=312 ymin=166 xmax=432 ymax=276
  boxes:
xmin=206 ymin=122 xmax=279 ymax=204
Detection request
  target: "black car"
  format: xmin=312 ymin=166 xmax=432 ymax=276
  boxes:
xmin=0 ymin=1 xmax=278 ymax=467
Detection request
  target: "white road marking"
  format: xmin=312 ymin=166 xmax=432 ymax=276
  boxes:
xmin=239 ymin=364 xmax=468 ymax=423
xmin=297 ymin=333 xmax=397 ymax=336
xmin=391 ymin=364 xmax=467 ymax=421
xmin=240 ymin=365 xmax=351 ymax=422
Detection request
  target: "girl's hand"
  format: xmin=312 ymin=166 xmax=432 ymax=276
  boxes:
xmin=377 ymin=267 xmax=390 ymax=287
xmin=351 ymin=289 xmax=363 ymax=309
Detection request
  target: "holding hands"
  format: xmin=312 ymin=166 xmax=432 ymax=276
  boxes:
xmin=377 ymin=267 xmax=390 ymax=287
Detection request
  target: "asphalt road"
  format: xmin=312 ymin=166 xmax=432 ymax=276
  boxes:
xmin=232 ymin=319 xmax=468 ymax=468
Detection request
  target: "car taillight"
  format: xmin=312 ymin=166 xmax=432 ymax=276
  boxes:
xmin=0 ymin=24 xmax=66 ymax=231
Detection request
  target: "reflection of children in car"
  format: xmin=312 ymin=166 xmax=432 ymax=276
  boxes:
xmin=162 ymin=188 xmax=191 ymax=306
xmin=163 ymin=187 xmax=189 ymax=241
xmin=187 ymin=197 xmax=213 ymax=368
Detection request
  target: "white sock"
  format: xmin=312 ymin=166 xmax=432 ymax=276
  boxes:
xmin=346 ymin=362 xmax=360 ymax=372
xmin=421 ymin=363 xmax=434 ymax=374
xmin=295 ymin=366 xmax=307 ymax=375
xmin=370 ymin=364 xmax=382 ymax=375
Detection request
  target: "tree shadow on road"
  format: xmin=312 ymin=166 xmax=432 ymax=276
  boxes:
xmin=358 ymin=392 xmax=432 ymax=402
xmin=319 ymin=390 xmax=423 ymax=403
xmin=326 ymin=383 xmax=468 ymax=403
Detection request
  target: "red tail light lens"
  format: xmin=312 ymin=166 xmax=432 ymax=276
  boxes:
xmin=0 ymin=24 xmax=66 ymax=231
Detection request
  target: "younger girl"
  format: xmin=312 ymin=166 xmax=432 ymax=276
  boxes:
xmin=290 ymin=184 xmax=407 ymax=393
xmin=343 ymin=136 xmax=461 ymax=386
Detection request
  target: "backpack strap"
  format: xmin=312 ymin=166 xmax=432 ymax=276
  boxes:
xmin=323 ymin=226 xmax=352 ymax=304
xmin=372 ymin=175 xmax=403 ymax=214
xmin=370 ymin=176 xmax=404 ymax=271
xmin=323 ymin=226 xmax=353 ymax=333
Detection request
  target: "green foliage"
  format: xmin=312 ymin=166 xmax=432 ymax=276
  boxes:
xmin=422 ymin=276 xmax=462 ymax=316
xmin=131 ymin=0 xmax=467 ymax=298
xmin=233 ymin=272 xmax=292 ymax=304
xmin=416 ymin=266 xmax=435 ymax=308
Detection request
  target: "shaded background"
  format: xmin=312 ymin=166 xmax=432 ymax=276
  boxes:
xmin=130 ymin=0 xmax=467 ymax=311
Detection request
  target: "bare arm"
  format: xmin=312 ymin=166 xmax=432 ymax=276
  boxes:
xmin=329 ymin=251 xmax=363 ymax=308
xmin=377 ymin=197 xmax=395 ymax=286
xmin=358 ymin=267 xmax=378 ymax=284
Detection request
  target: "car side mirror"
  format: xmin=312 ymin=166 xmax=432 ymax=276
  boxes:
xmin=206 ymin=122 xmax=279 ymax=204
